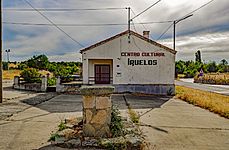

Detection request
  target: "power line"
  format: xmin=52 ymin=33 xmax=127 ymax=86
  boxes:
xmin=156 ymin=0 xmax=215 ymax=40
xmin=131 ymin=21 xmax=138 ymax=33
xmin=182 ymin=0 xmax=215 ymax=17
xmin=22 ymin=0 xmax=84 ymax=47
xmin=3 ymin=22 xmax=127 ymax=26
xmin=131 ymin=0 xmax=161 ymax=20
xmin=157 ymin=23 xmax=173 ymax=40
xmin=3 ymin=21 xmax=173 ymax=27
xmin=3 ymin=7 xmax=126 ymax=11
xmin=131 ymin=8 xmax=170 ymax=40
xmin=130 ymin=8 xmax=147 ymax=31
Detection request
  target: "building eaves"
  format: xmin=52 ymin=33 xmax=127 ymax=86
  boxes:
xmin=80 ymin=30 xmax=176 ymax=54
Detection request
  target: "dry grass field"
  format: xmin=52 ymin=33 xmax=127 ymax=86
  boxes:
xmin=3 ymin=70 xmax=21 ymax=80
xmin=3 ymin=69 xmax=53 ymax=80
xmin=194 ymin=73 xmax=229 ymax=85
xmin=176 ymin=85 xmax=229 ymax=119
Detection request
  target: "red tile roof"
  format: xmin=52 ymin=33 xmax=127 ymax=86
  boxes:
xmin=80 ymin=30 xmax=176 ymax=54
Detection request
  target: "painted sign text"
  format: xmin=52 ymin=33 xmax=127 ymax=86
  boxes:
xmin=128 ymin=58 xmax=157 ymax=66
xmin=121 ymin=52 xmax=165 ymax=57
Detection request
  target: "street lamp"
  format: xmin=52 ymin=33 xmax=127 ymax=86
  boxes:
xmin=173 ymin=14 xmax=193 ymax=50
xmin=5 ymin=49 xmax=10 ymax=70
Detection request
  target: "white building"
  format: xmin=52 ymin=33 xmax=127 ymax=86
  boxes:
xmin=80 ymin=30 xmax=176 ymax=95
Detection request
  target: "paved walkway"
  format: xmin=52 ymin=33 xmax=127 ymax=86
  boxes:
xmin=137 ymin=98 xmax=229 ymax=150
xmin=2 ymin=80 xmax=38 ymax=101
xmin=0 ymin=93 xmax=228 ymax=150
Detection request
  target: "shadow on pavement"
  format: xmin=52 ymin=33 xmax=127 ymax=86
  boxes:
xmin=21 ymin=93 xmax=171 ymax=114
xmin=140 ymin=123 xmax=168 ymax=133
xmin=30 ymin=94 xmax=83 ymax=113
xmin=125 ymin=94 xmax=171 ymax=109
xmin=21 ymin=93 xmax=57 ymax=106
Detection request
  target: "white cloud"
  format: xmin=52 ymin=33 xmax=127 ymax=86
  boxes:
xmin=160 ymin=31 xmax=229 ymax=62
xmin=49 ymin=52 xmax=82 ymax=62
xmin=2 ymin=0 xmax=229 ymax=62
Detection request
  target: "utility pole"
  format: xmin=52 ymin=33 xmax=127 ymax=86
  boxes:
xmin=0 ymin=0 xmax=2 ymax=103
xmin=127 ymin=7 xmax=131 ymax=43
xmin=173 ymin=21 xmax=176 ymax=51
xmin=5 ymin=49 xmax=10 ymax=70
xmin=173 ymin=14 xmax=193 ymax=50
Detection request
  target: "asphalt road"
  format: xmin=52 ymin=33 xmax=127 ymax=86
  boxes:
xmin=175 ymin=79 xmax=229 ymax=96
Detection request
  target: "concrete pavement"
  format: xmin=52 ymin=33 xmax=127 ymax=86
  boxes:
xmin=136 ymin=98 xmax=229 ymax=150
xmin=2 ymin=80 xmax=37 ymax=101
xmin=0 ymin=93 xmax=229 ymax=149
xmin=0 ymin=94 xmax=82 ymax=150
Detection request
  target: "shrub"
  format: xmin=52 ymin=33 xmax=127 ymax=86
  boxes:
xmin=128 ymin=108 xmax=140 ymax=124
xmin=110 ymin=106 xmax=124 ymax=137
xmin=18 ymin=63 xmax=28 ymax=70
xmin=58 ymin=120 xmax=67 ymax=131
xmin=47 ymin=77 xmax=57 ymax=86
xmin=48 ymin=133 xmax=60 ymax=142
xmin=20 ymin=68 xmax=41 ymax=83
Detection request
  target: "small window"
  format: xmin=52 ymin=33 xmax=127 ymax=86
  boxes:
xmin=116 ymin=72 xmax=121 ymax=77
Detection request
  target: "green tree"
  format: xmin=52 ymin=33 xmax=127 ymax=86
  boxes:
xmin=2 ymin=62 xmax=8 ymax=70
xmin=220 ymin=59 xmax=228 ymax=65
xmin=18 ymin=62 xmax=28 ymax=70
xmin=175 ymin=60 xmax=186 ymax=74
xmin=195 ymin=50 xmax=201 ymax=63
xmin=27 ymin=54 xmax=49 ymax=70
xmin=184 ymin=61 xmax=198 ymax=77
xmin=207 ymin=61 xmax=218 ymax=73
xmin=218 ymin=59 xmax=229 ymax=73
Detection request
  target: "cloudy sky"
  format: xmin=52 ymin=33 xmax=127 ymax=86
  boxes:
xmin=2 ymin=0 xmax=229 ymax=62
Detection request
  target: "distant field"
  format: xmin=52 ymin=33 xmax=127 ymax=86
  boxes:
xmin=194 ymin=73 xmax=229 ymax=85
xmin=3 ymin=70 xmax=21 ymax=80
xmin=176 ymin=86 xmax=229 ymax=119
xmin=3 ymin=69 xmax=53 ymax=80
xmin=177 ymin=74 xmax=186 ymax=78
xmin=39 ymin=70 xmax=53 ymax=77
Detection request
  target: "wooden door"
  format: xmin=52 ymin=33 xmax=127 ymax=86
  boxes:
xmin=95 ymin=65 xmax=110 ymax=84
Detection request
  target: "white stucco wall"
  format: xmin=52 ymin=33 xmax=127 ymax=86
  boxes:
xmin=82 ymin=33 xmax=175 ymax=85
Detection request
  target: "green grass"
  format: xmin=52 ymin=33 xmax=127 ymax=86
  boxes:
xmin=58 ymin=121 xmax=67 ymax=131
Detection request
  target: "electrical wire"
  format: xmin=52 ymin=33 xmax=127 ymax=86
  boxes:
xmin=157 ymin=23 xmax=173 ymax=40
xmin=3 ymin=7 xmax=127 ymax=11
xmin=22 ymin=0 xmax=84 ymax=47
xmin=3 ymin=22 xmax=127 ymax=26
xmin=131 ymin=0 xmax=161 ymax=20
xmin=131 ymin=8 xmax=171 ymax=40
xmin=3 ymin=21 xmax=173 ymax=27
xmin=130 ymin=8 xmax=147 ymax=31
xmin=131 ymin=21 xmax=138 ymax=33
xmin=156 ymin=0 xmax=215 ymax=40
xmin=183 ymin=0 xmax=215 ymax=17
